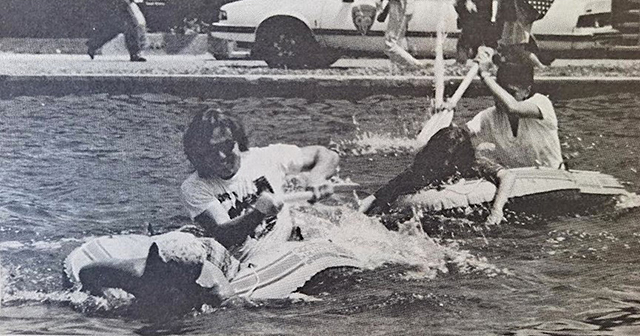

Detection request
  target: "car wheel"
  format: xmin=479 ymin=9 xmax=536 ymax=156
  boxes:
xmin=257 ymin=21 xmax=338 ymax=69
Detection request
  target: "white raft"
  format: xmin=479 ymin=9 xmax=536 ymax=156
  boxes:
xmin=396 ymin=167 xmax=628 ymax=211
xmin=64 ymin=233 xmax=362 ymax=300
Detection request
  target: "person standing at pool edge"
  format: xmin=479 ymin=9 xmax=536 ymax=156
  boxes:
xmin=87 ymin=0 xmax=148 ymax=62
xmin=376 ymin=0 xmax=430 ymax=70
xmin=468 ymin=47 xmax=562 ymax=169
xmin=181 ymin=109 xmax=338 ymax=262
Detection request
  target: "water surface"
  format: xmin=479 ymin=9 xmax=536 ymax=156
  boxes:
xmin=1 ymin=92 xmax=639 ymax=335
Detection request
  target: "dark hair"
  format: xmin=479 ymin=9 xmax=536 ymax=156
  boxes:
xmin=496 ymin=62 xmax=534 ymax=89
xmin=412 ymin=125 xmax=475 ymax=180
xmin=183 ymin=108 xmax=249 ymax=172
xmin=371 ymin=125 xmax=476 ymax=213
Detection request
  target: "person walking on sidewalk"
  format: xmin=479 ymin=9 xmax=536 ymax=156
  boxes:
xmin=376 ymin=0 xmax=429 ymax=70
xmin=87 ymin=0 xmax=148 ymax=62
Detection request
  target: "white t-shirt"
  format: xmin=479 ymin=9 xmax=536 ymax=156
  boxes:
xmin=181 ymin=144 xmax=304 ymax=259
xmin=466 ymin=93 xmax=563 ymax=169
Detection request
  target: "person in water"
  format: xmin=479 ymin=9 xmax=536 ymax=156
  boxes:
xmin=469 ymin=46 xmax=562 ymax=169
xmin=360 ymin=48 xmax=562 ymax=224
xmin=180 ymin=108 xmax=339 ymax=262
xmin=359 ymin=124 xmax=515 ymax=225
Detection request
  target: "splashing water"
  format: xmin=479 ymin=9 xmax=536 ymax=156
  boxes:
xmin=616 ymin=192 xmax=640 ymax=210
xmin=290 ymin=204 xmax=504 ymax=280
xmin=332 ymin=131 xmax=423 ymax=156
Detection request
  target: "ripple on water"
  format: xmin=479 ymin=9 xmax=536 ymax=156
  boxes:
xmin=0 ymin=93 xmax=639 ymax=335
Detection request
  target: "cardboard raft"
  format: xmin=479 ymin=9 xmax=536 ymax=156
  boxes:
xmin=397 ymin=167 xmax=627 ymax=211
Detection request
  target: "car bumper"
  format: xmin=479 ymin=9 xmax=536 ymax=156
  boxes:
xmin=210 ymin=24 xmax=257 ymax=43
xmin=537 ymin=30 xmax=621 ymax=51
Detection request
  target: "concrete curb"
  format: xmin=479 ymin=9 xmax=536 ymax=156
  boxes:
xmin=0 ymin=34 xmax=210 ymax=55
xmin=1 ymin=74 xmax=639 ymax=99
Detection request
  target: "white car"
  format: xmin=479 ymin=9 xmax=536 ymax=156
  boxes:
xmin=211 ymin=0 xmax=618 ymax=68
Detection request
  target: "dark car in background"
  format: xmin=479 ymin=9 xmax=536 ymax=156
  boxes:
xmin=0 ymin=0 xmax=233 ymax=38
xmin=141 ymin=0 xmax=235 ymax=33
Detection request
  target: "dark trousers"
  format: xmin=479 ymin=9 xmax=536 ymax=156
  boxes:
xmin=87 ymin=3 xmax=147 ymax=58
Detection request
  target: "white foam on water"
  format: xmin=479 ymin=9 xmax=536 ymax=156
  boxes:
xmin=0 ymin=241 xmax=24 ymax=251
xmin=291 ymin=205 xmax=503 ymax=280
xmin=2 ymin=289 xmax=129 ymax=313
xmin=0 ymin=240 xmax=69 ymax=251
xmin=332 ymin=132 xmax=421 ymax=156
xmin=0 ymin=237 xmax=88 ymax=252
xmin=616 ymin=192 xmax=640 ymax=209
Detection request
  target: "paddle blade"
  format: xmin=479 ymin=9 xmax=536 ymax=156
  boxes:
xmin=415 ymin=108 xmax=454 ymax=149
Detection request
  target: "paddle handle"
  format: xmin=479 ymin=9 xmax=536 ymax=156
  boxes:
xmin=447 ymin=63 xmax=480 ymax=107
xmin=282 ymin=183 xmax=360 ymax=203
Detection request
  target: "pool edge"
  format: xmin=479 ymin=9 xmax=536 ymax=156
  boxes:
xmin=1 ymin=74 xmax=639 ymax=100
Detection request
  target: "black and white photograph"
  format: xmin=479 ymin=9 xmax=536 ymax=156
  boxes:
xmin=1 ymin=0 xmax=639 ymax=334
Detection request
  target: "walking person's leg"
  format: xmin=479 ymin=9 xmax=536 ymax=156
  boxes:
xmin=383 ymin=1 xmax=425 ymax=69
xmin=124 ymin=2 xmax=148 ymax=62
xmin=87 ymin=23 xmax=121 ymax=59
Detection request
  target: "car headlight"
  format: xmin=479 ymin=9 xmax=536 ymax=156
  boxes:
xmin=219 ymin=10 xmax=227 ymax=21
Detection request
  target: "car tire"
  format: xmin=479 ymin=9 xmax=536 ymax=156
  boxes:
xmin=256 ymin=20 xmax=339 ymax=69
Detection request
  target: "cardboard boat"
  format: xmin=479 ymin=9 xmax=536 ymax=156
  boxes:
xmin=64 ymin=232 xmax=362 ymax=301
xmin=396 ymin=167 xmax=628 ymax=212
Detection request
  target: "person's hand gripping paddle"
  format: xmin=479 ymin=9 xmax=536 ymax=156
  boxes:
xmin=415 ymin=62 xmax=481 ymax=148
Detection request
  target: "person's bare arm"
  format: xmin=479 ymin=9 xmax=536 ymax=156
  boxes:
xmin=479 ymin=71 xmax=542 ymax=119
xmin=195 ymin=193 xmax=283 ymax=248
xmin=485 ymin=169 xmax=515 ymax=225
xmin=299 ymin=146 xmax=340 ymax=182
xmin=295 ymin=146 xmax=340 ymax=200
xmin=476 ymin=48 xmax=542 ymax=119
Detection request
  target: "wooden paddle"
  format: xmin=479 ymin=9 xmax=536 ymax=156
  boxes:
xmin=415 ymin=62 xmax=480 ymax=148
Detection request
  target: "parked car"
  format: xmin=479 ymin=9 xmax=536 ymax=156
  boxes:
xmin=141 ymin=0 xmax=239 ymax=32
xmin=211 ymin=0 xmax=619 ymax=68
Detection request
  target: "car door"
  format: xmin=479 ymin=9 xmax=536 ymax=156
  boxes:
xmin=316 ymin=0 xmax=387 ymax=53
xmin=317 ymin=0 xmax=459 ymax=57
xmin=407 ymin=0 xmax=459 ymax=57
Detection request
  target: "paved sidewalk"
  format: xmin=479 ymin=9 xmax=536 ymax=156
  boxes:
xmin=3 ymin=53 xmax=640 ymax=76
xmin=1 ymin=53 xmax=639 ymax=99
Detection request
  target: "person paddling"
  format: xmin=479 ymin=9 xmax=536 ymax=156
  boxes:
xmin=359 ymin=124 xmax=515 ymax=225
xmin=180 ymin=108 xmax=339 ymax=262
xmin=360 ymin=47 xmax=562 ymax=224
xmin=468 ymin=47 xmax=562 ymax=169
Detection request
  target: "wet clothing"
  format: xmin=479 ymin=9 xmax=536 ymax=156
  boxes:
xmin=181 ymin=144 xmax=304 ymax=261
xmin=87 ymin=0 xmax=147 ymax=60
xmin=382 ymin=0 xmax=424 ymax=69
xmin=370 ymin=125 xmax=503 ymax=214
xmin=466 ymin=93 xmax=563 ymax=169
